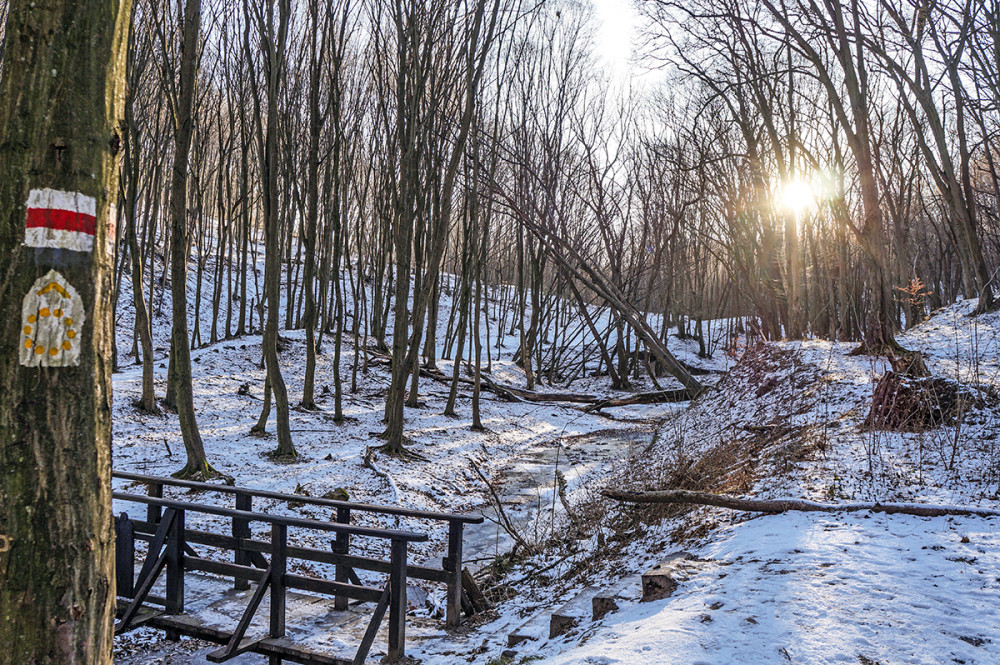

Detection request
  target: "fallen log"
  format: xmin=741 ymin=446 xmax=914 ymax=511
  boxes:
xmin=418 ymin=365 xmax=595 ymax=404
xmin=483 ymin=377 xmax=596 ymax=404
xmin=586 ymin=389 xmax=693 ymax=412
xmin=602 ymin=488 xmax=1000 ymax=518
xmin=382 ymin=353 xmax=684 ymax=408
xmin=479 ymin=377 xmax=525 ymax=403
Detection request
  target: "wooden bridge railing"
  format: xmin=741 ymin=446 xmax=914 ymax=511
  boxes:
xmin=113 ymin=471 xmax=483 ymax=627
xmin=112 ymin=472 xmax=484 ymax=665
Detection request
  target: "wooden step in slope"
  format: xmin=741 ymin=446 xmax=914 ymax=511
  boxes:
xmin=641 ymin=551 xmax=693 ymax=602
xmin=507 ymin=607 xmax=552 ymax=648
xmin=591 ymin=573 xmax=642 ymax=621
xmin=506 ymin=553 xmax=693 ymax=651
xmin=549 ymin=586 xmax=600 ymax=639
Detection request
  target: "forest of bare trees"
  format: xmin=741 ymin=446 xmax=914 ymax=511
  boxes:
xmin=3 ymin=0 xmax=1000 ymax=661
xmin=104 ymin=0 xmax=1000 ymax=474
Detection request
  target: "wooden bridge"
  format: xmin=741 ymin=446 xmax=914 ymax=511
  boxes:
xmin=112 ymin=471 xmax=484 ymax=665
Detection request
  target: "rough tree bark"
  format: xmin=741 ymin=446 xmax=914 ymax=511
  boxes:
xmin=0 ymin=0 xmax=131 ymax=660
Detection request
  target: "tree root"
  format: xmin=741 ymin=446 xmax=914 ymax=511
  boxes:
xmin=266 ymin=448 xmax=299 ymax=463
xmin=375 ymin=441 xmax=429 ymax=462
xmin=972 ymin=291 xmax=999 ymax=316
xmin=171 ymin=460 xmax=233 ymax=484
xmin=133 ymin=399 xmax=162 ymax=416
xmin=249 ymin=424 xmax=270 ymax=438
xmin=849 ymin=337 xmax=930 ymax=378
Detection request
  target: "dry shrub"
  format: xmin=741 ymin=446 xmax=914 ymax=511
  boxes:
xmin=661 ymin=424 xmax=818 ymax=495
xmin=864 ymin=372 xmax=982 ymax=432
xmin=599 ymin=423 xmax=818 ymax=539
xmin=727 ymin=342 xmax=798 ymax=387
xmin=586 ymin=343 xmax=826 ymax=538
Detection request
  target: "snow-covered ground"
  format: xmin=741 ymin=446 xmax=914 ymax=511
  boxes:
xmin=112 ymin=255 xmax=728 ymax=663
xmin=476 ymin=300 xmax=1000 ymax=665
xmin=533 ymin=510 xmax=998 ymax=665
xmin=112 ymin=255 xmax=1000 ymax=665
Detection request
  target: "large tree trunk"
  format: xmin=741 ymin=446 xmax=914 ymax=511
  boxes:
xmin=0 ymin=0 xmax=131 ymax=660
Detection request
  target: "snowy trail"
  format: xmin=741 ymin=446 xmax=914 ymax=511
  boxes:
xmin=536 ymin=511 xmax=999 ymax=665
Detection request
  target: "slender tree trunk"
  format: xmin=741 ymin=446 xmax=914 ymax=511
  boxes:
xmin=125 ymin=121 xmax=159 ymax=412
xmin=122 ymin=17 xmax=158 ymax=412
xmin=445 ymin=201 xmax=474 ymax=417
xmin=299 ymin=0 xmax=327 ymax=411
xmin=471 ymin=219 xmax=486 ymax=431
xmin=168 ymin=0 xmax=216 ymax=478
xmin=252 ymin=0 xmax=296 ymax=457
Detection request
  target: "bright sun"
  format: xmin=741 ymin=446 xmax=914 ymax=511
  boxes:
xmin=778 ymin=178 xmax=816 ymax=215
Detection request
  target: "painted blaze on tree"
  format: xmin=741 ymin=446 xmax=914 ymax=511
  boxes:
xmin=23 ymin=187 xmax=100 ymax=253
xmin=20 ymin=269 xmax=86 ymax=367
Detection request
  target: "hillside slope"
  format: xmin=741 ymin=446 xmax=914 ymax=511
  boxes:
xmin=489 ymin=300 xmax=1000 ymax=665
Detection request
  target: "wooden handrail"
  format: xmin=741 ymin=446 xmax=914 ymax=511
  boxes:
xmin=114 ymin=502 xmax=414 ymax=663
xmin=113 ymin=492 xmax=427 ymax=542
xmin=113 ymin=471 xmax=484 ymax=524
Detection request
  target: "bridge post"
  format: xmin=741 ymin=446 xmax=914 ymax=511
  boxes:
xmin=445 ymin=520 xmax=464 ymax=628
xmin=147 ymin=481 xmax=163 ymax=524
xmin=333 ymin=506 xmax=351 ymax=610
xmin=269 ymin=523 xmax=287 ymax=639
xmin=165 ymin=509 xmax=185 ymax=615
xmin=387 ymin=539 xmax=408 ymax=662
xmin=233 ymin=491 xmax=252 ymax=590
xmin=114 ymin=512 xmax=135 ymax=597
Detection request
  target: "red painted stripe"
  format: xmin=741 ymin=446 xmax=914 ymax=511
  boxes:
xmin=25 ymin=207 xmax=97 ymax=235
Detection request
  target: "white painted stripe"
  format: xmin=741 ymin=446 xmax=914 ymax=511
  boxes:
xmin=25 ymin=188 xmax=97 ymax=217
xmin=23 ymin=227 xmax=95 ymax=253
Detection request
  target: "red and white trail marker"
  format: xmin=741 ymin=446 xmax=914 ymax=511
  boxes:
xmin=23 ymin=188 xmax=98 ymax=253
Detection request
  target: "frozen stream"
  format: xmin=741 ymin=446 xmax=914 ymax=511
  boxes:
xmin=457 ymin=426 xmax=657 ymax=571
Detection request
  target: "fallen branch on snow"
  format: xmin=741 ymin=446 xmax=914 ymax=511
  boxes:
xmin=362 ymin=446 xmax=401 ymax=518
xmin=585 ymin=389 xmax=693 ymax=412
xmin=469 ymin=458 xmax=531 ymax=552
xmin=602 ymin=488 xmax=1000 ymax=518
xmin=417 ymin=364 xmax=595 ymax=404
xmin=482 ymin=376 xmax=596 ymax=404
